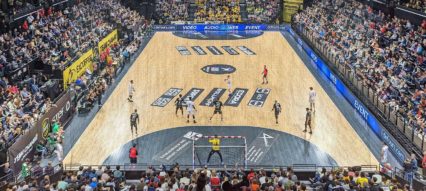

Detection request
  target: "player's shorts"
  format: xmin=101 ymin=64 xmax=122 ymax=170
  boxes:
xmin=187 ymin=110 xmax=195 ymax=115
xmin=274 ymin=111 xmax=280 ymax=117
xmin=263 ymin=74 xmax=268 ymax=78
xmin=214 ymin=109 xmax=222 ymax=114
xmin=305 ymin=120 xmax=311 ymax=125
xmin=309 ymin=99 xmax=315 ymax=103
xmin=176 ymin=105 xmax=183 ymax=110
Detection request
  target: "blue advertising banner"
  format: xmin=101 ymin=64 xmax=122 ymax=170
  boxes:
xmin=285 ymin=26 xmax=407 ymax=164
xmin=153 ymin=24 xmax=283 ymax=31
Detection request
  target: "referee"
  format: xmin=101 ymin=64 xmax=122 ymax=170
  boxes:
xmin=206 ymin=135 xmax=224 ymax=165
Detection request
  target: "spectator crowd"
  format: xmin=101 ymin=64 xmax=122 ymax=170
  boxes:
xmin=194 ymin=0 xmax=241 ymax=23
xmin=2 ymin=164 xmax=414 ymax=190
xmin=246 ymin=0 xmax=280 ymax=23
xmin=155 ymin=0 xmax=190 ymax=24
xmin=293 ymin=0 xmax=426 ymax=135
xmin=399 ymin=0 xmax=426 ymax=13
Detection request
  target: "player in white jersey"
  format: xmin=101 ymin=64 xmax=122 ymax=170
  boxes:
xmin=186 ymin=97 xmax=197 ymax=123
xmin=128 ymin=80 xmax=135 ymax=102
xmin=224 ymin=75 xmax=232 ymax=95
xmin=381 ymin=142 xmax=389 ymax=164
xmin=309 ymin=87 xmax=316 ymax=113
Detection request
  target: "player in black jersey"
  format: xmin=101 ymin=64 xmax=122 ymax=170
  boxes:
xmin=209 ymin=99 xmax=224 ymax=121
xmin=272 ymin=100 xmax=281 ymax=124
xmin=130 ymin=109 xmax=140 ymax=135
xmin=175 ymin=94 xmax=184 ymax=116
xmin=303 ymin=108 xmax=312 ymax=134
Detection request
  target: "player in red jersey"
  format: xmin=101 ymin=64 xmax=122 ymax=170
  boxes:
xmin=261 ymin=65 xmax=268 ymax=84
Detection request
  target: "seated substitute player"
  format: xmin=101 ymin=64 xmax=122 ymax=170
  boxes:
xmin=272 ymin=100 xmax=281 ymax=124
xmin=209 ymin=98 xmax=224 ymax=121
xmin=207 ymin=135 xmax=224 ymax=165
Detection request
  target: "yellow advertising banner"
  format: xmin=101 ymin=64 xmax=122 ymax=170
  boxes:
xmin=98 ymin=29 xmax=119 ymax=55
xmin=63 ymin=49 xmax=94 ymax=89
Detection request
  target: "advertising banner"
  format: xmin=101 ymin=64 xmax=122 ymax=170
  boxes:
xmin=8 ymin=91 xmax=73 ymax=176
xmin=98 ymin=29 xmax=119 ymax=55
xmin=63 ymin=49 xmax=94 ymax=89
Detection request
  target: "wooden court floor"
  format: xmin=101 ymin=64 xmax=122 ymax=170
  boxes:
xmin=63 ymin=32 xmax=378 ymax=167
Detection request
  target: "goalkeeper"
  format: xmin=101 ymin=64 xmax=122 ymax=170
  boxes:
xmin=207 ymin=135 xmax=224 ymax=165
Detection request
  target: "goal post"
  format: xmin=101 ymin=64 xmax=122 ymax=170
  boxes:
xmin=192 ymin=135 xmax=247 ymax=169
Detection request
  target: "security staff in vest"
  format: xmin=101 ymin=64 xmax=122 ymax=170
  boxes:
xmin=206 ymin=135 xmax=224 ymax=165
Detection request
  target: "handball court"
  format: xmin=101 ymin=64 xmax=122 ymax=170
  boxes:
xmin=63 ymin=32 xmax=379 ymax=167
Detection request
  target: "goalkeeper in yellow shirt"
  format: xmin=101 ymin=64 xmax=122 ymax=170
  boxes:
xmin=207 ymin=135 xmax=224 ymax=165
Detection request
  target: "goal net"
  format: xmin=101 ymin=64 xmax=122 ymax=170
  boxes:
xmin=192 ymin=135 xmax=247 ymax=169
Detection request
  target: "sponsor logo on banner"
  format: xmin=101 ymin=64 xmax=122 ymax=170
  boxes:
xmin=176 ymin=46 xmax=191 ymax=55
xmin=200 ymin=88 xmax=227 ymax=106
xmin=222 ymin=46 xmax=239 ymax=55
xmin=98 ymin=29 xmax=119 ymax=55
xmin=201 ymin=64 xmax=236 ymax=75
xmin=153 ymin=25 xmax=176 ymax=30
xmin=152 ymin=88 xmax=183 ymax=107
xmin=237 ymin=46 xmax=256 ymax=55
xmin=191 ymin=46 xmax=207 ymax=55
xmin=63 ymin=49 xmax=94 ymax=89
xmin=181 ymin=88 xmax=204 ymax=105
xmin=225 ymin=88 xmax=248 ymax=107
xmin=248 ymin=88 xmax=271 ymax=107
xmin=9 ymin=91 xmax=74 ymax=174
xmin=206 ymin=46 xmax=223 ymax=55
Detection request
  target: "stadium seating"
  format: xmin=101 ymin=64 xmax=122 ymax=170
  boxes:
xmin=293 ymin=0 xmax=426 ymax=137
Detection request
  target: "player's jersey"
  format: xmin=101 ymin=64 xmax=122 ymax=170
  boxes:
xmin=186 ymin=100 xmax=195 ymax=111
xmin=309 ymin=90 xmax=316 ymax=102
xmin=273 ymin=103 xmax=281 ymax=113
xmin=209 ymin=138 xmax=220 ymax=151
xmin=130 ymin=112 xmax=139 ymax=123
xmin=175 ymin=98 xmax=184 ymax=107
xmin=306 ymin=110 xmax=312 ymax=122
xmin=263 ymin=68 xmax=268 ymax=76
xmin=213 ymin=100 xmax=223 ymax=111
xmin=226 ymin=78 xmax=232 ymax=86
xmin=128 ymin=83 xmax=135 ymax=94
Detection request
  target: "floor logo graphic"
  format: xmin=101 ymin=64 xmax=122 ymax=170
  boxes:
xmin=224 ymin=88 xmax=248 ymax=107
xmin=237 ymin=46 xmax=256 ymax=55
xmin=152 ymin=88 xmax=183 ymax=107
xmin=176 ymin=46 xmax=191 ymax=55
xmin=191 ymin=46 xmax=207 ymax=55
xmin=201 ymin=64 xmax=236 ymax=75
xmin=200 ymin=88 xmax=227 ymax=106
xmin=222 ymin=46 xmax=239 ymax=55
xmin=206 ymin=46 xmax=223 ymax=55
xmin=181 ymin=88 xmax=204 ymax=105
xmin=248 ymin=88 xmax=271 ymax=107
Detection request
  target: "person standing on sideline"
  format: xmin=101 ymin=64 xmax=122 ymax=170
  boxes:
xmin=129 ymin=143 xmax=138 ymax=164
xmin=261 ymin=65 xmax=268 ymax=84
xmin=303 ymin=108 xmax=312 ymax=134
xmin=175 ymin=94 xmax=184 ymax=116
xmin=224 ymin=75 xmax=232 ymax=96
xmin=130 ymin=109 xmax=140 ymax=135
xmin=186 ymin=97 xmax=197 ymax=123
xmin=128 ymin=80 xmax=135 ymax=102
xmin=404 ymin=153 xmax=418 ymax=188
xmin=272 ymin=100 xmax=281 ymax=124
xmin=309 ymin=87 xmax=316 ymax=113
xmin=381 ymin=142 xmax=389 ymax=164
